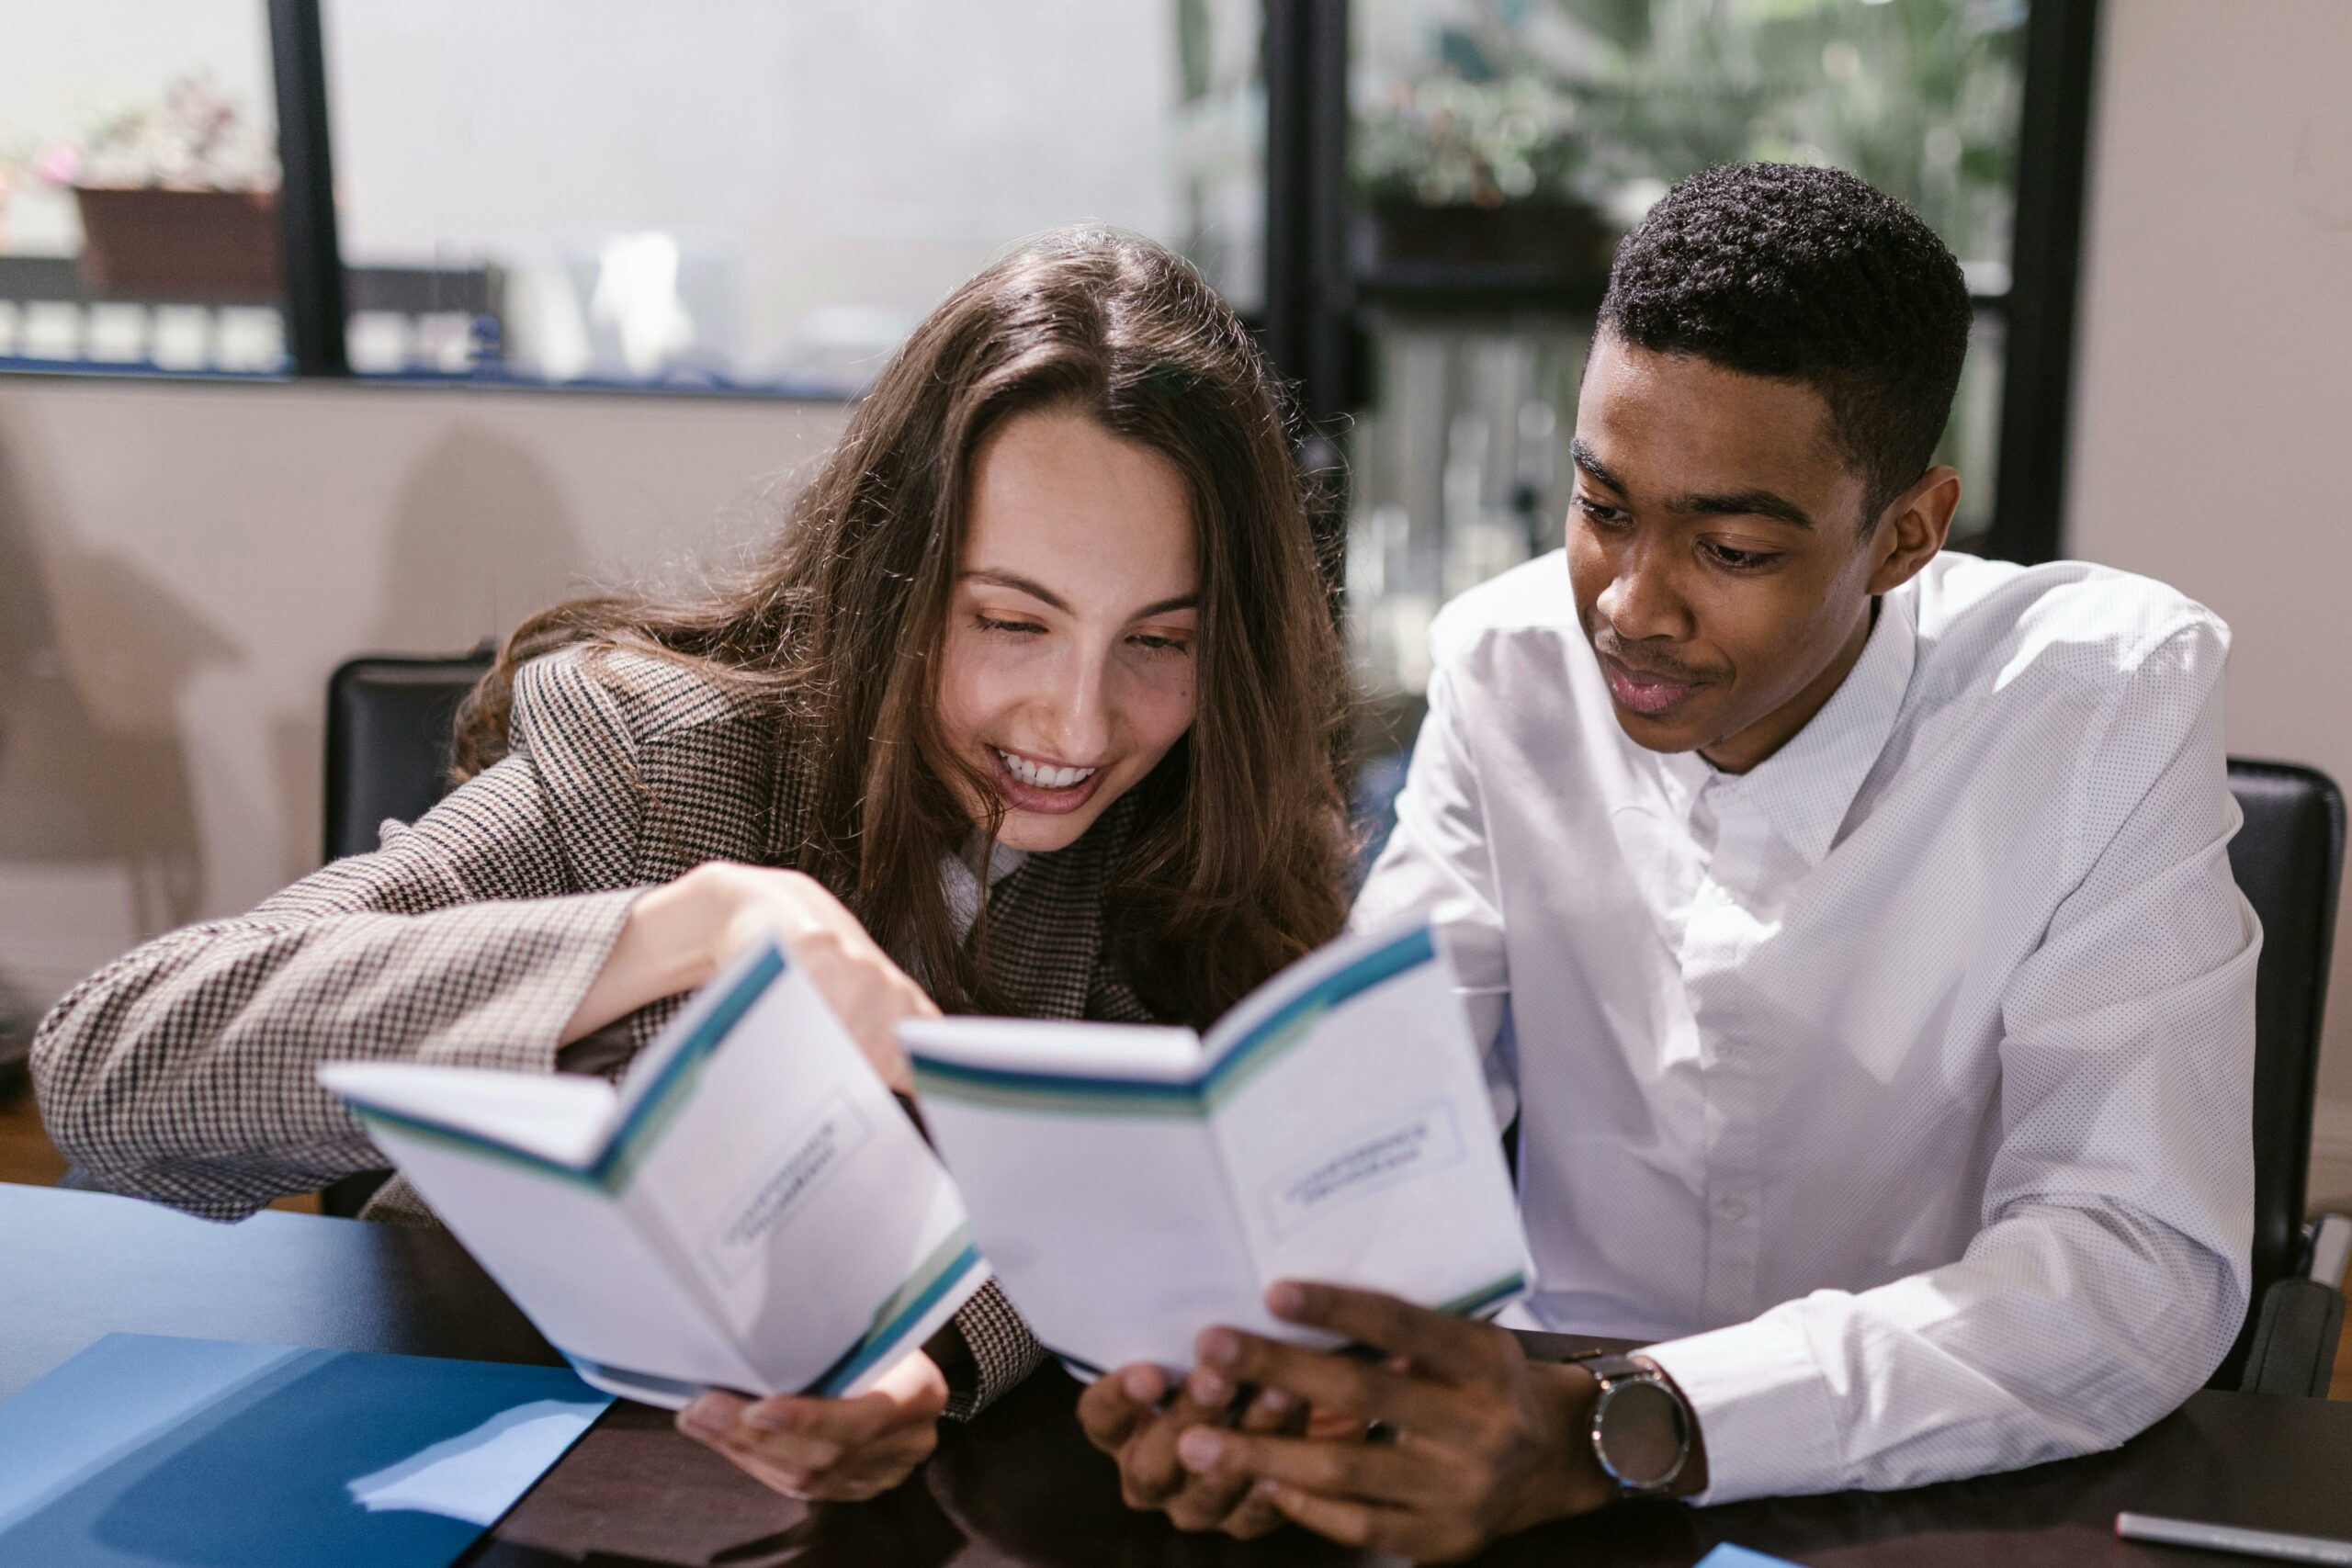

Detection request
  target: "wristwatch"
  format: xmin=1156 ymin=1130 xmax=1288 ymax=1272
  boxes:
xmin=1579 ymin=1354 xmax=1693 ymax=1500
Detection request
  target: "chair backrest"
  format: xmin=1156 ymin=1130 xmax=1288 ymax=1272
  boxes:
xmin=319 ymin=651 xmax=491 ymax=1220
xmin=2216 ymin=759 xmax=2346 ymax=1385
xmin=322 ymin=652 xmax=493 ymax=863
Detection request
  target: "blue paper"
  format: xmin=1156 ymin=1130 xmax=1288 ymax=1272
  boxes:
xmin=0 ymin=1334 xmax=610 ymax=1567
xmin=1696 ymin=1547 xmax=1804 ymax=1568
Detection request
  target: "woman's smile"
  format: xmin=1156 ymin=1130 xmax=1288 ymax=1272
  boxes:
xmin=989 ymin=745 xmax=1108 ymax=816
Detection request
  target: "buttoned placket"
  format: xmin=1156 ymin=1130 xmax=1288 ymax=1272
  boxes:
xmin=1683 ymin=778 xmax=1772 ymax=1326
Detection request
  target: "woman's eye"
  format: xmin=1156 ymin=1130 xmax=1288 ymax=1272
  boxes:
xmin=977 ymin=615 xmax=1046 ymax=636
xmin=1702 ymin=541 xmax=1778 ymax=570
xmin=1130 ymin=634 xmax=1191 ymax=656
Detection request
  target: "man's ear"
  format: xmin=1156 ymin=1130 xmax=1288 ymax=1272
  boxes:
xmin=1866 ymin=466 xmax=1960 ymax=595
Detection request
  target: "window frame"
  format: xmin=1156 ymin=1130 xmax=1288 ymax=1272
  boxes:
xmin=13 ymin=0 xmax=2099 ymax=566
xmin=1260 ymin=0 xmax=2101 ymax=568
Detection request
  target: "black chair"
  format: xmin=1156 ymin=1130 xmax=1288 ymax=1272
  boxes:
xmin=2222 ymin=760 xmax=2346 ymax=1394
xmin=318 ymin=651 xmax=492 ymax=1216
xmin=323 ymin=651 xmax=494 ymax=863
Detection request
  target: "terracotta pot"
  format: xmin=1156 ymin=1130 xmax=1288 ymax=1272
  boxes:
xmin=1354 ymin=197 xmax=1614 ymax=291
xmin=73 ymin=186 xmax=281 ymax=302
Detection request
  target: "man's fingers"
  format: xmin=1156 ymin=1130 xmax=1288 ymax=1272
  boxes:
xmin=1194 ymin=1326 xmax=1471 ymax=1439
xmin=1237 ymin=1384 xmax=1304 ymax=1436
xmin=1161 ymin=1384 xmax=1302 ymax=1530
xmin=1219 ymin=1489 xmax=1292 ymax=1541
xmin=1120 ymin=1383 xmax=1233 ymax=1508
xmin=1256 ymin=1481 xmax=1421 ymax=1555
xmin=1077 ymin=1364 xmax=1163 ymax=1452
xmin=1177 ymin=1427 xmax=1438 ymax=1506
xmin=1266 ymin=1280 xmax=1503 ymax=1387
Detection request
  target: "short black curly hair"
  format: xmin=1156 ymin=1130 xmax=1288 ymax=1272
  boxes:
xmin=1598 ymin=162 xmax=1973 ymax=528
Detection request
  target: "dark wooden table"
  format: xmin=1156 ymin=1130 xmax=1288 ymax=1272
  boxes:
xmin=7 ymin=1179 xmax=2350 ymax=1566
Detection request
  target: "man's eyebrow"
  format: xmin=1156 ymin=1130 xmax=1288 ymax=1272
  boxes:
xmin=960 ymin=570 xmax=1197 ymax=620
xmin=1668 ymin=488 xmax=1816 ymax=530
xmin=1567 ymin=437 xmax=1624 ymax=492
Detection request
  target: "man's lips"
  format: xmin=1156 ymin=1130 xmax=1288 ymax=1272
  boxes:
xmin=1600 ymin=653 xmax=1703 ymax=717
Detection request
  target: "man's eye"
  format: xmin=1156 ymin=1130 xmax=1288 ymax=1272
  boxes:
xmin=978 ymin=615 xmax=1046 ymax=635
xmin=1573 ymin=495 xmax=1628 ymax=527
xmin=1701 ymin=541 xmax=1778 ymax=570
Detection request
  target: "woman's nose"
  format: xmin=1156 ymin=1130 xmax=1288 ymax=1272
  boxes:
xmin=1035 ymin=652 xmax=1114 ymax=762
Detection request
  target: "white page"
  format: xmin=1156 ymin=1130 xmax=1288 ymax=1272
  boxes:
xmin=905 ymin=1018 xmax=1276 ymax=1373
xmin=318 ymin=1062 xmax=616 ymax=1168
xmin=1206 ymin=923 xmax=1528 ymax=1319
xmin=625 ymin=944 xmax=986 ymax=1396
xmin=358 ymin=1115 xmax=764 ymax=1404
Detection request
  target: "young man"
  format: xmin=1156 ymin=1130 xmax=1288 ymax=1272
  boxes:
xmin=1079 ymin=162 xmax=2258 ymax=1559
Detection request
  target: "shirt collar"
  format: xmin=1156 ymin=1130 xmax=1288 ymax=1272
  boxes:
xmin=1651 ymin=592 xmax=1918 ymax=868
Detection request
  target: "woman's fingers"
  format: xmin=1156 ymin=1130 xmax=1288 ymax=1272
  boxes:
xmin=674 ymin=1356 xmax=946 ymax=1502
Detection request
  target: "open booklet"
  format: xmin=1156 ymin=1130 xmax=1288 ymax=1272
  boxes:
xmin=317 ymin=938 xmax=986 ymax=1408
xmin=900 ymin=919 xmax=1527 ymax=1375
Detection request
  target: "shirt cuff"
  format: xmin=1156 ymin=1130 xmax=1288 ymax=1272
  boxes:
xmin=1642 ymin=1312 xmax=1844 ymax=1504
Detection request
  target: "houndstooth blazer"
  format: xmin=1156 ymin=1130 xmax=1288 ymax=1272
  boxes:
xmin=32 ymin=645 xmax=1160 ymax=1415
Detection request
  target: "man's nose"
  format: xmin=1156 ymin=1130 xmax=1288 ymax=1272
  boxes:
xmin=1595 ymin=543 xmax=1690 ymax=644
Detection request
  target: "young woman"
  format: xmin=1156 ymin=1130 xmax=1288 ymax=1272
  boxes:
xmin=31 ymin=226 xmax=1353 ymax=1500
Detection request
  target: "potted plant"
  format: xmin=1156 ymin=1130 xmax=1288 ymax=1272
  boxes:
xmin=17 ymin=74 xmax=280 ymax=302
xmin=1351 ymin=70 xmax=1613 ymax=294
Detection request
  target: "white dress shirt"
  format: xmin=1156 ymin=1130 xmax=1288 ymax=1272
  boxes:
xmin=1352 ymin=549 xmax=2258 ymax=1504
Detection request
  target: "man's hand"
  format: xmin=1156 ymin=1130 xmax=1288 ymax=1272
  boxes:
xmin=1077 ymin=1361 xmax=1308 ymax=1537
xmin=676 ymin=1348 xmax=948 ymax=1502
xmin=1167 ymin=1282 xmax=1628 ymax=1562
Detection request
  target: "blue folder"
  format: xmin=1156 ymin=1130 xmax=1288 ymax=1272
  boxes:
xmin=1695 ymin=1546 xmax=1804 ymax=1567
xmin=0 ymin=1334 xmax=610 ymax=1567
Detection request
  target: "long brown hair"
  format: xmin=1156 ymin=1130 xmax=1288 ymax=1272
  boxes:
xmin=454 ymin=226 xmax=1352 ymax=1026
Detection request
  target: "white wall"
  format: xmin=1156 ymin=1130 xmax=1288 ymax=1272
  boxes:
xmin=0 ymin=378 xmax=845 ymax=1013
xmin=2066 ymin=0 xmax=2352 ymax=1206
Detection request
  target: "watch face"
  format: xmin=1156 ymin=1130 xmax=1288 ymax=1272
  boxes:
xmin=1595 ymin=1378 xmax=1688 ymax=1491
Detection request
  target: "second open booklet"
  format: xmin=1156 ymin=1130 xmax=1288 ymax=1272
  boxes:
xmin=900 ymin=920 xmax=1528 ymax=1375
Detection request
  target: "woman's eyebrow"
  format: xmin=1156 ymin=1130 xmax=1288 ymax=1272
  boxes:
xmin=960 ymin=570 xmax=1197 ymax=620
xmin=960 ymin=569 xmax=1069 ymax=611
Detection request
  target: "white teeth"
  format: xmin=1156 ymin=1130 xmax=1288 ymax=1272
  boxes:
xmin=994 ymin=748 xmax=1097 ymax=790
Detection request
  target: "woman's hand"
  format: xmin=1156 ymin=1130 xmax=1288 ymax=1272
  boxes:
xmin=565 ymin=861 xmax=935 ymax=1092
xmin=694 ymin=863 xmax=936 ymax=1092
xmin=677 ymin=1349 xmax=950 ymax=1502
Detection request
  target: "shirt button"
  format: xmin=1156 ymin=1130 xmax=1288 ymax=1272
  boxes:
xmin=1713 ymin=1196 xmax=1748 ymax=1222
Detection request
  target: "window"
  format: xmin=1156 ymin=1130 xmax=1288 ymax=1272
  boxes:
xmin=0 ymin=1 xmax=286 ymax=374
xmin=320 ymin=0 xmax=1264 ymax=392
xmin=2 ymin=0 xmax=2090 ymax=583
xmin=1340 ymin=0 xmax=2036 ymax=720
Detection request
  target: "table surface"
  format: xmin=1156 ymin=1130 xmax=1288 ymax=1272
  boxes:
xmin=7 ymin=1178 xmax=2350 ymax=1567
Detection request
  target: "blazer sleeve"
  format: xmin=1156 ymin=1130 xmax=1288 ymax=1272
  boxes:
xmin=31 ymin=733 xmax=644 ymax=1221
